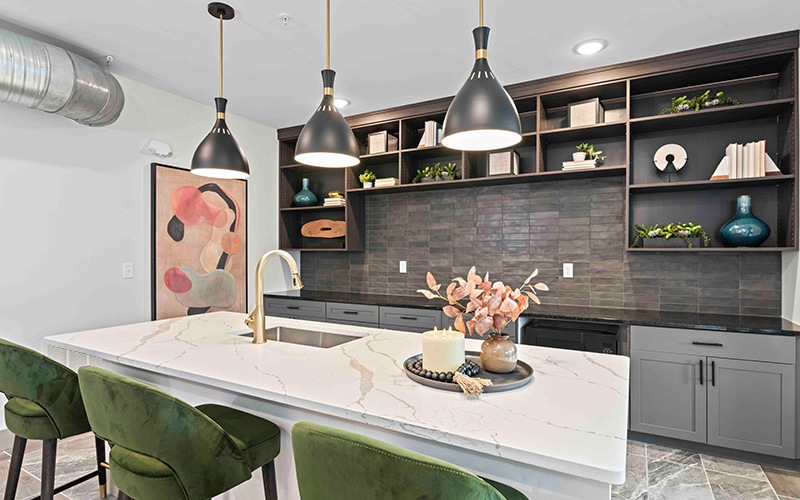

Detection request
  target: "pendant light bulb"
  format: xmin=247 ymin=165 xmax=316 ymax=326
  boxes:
xmin=191 ymin=3 xmax=250 ymax=180
xmin=441 ymin=0 xmax=521 ymax=151
xmin=294 ymin=0 xmax=360 ymax=168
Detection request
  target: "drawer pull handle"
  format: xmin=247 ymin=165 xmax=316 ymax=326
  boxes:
xmin=286 ymin=306 xmax=300 ymax=310
xmin=342 ymin=311 xmax=359 ymax=315
xmin=399 ymin=316 xmax=417 ymax=321
xmin=691 ymin=341 xmax=723 ymax=347
xmin=699 ymin=359 xmax=703 ymax=386
xmin=711 ymin=361 xmax=716 ymax=387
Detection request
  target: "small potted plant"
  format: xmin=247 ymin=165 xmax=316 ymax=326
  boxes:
xmin=660 ymin=90 xmax=739 ymax=114
xmin=413 ymin=165 xmax=439 ymax=183
xmin=440 ymin=162 xmax=459 ymax=181
xmin=359 ymin=169 xmax=376 ymax=188
xmin=630 ymin=222 xmax=711 ymax=248
xmin=574 ymin=143 xmax=606 ymax=163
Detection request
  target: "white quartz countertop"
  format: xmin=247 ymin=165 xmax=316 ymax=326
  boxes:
xmin=43 ymin=311 xmax=630 ymax=484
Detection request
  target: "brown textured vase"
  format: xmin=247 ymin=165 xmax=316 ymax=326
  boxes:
xmin=480 ymin=333 xmax=517 ymax=374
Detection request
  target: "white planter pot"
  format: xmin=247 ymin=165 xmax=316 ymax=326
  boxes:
xmin=363 ymin=181 xmax=373 ymax=188
xmin=573 ymin=152 xmax=587 ymax=161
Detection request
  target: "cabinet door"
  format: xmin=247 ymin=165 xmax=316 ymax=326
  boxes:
xmin=707 ymin=358 xmax=796 ymax=458
xmin=630 ymin=350 xmax=707 ymax=443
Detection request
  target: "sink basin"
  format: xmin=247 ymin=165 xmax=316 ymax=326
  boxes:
xmin=234 ymin=327 xmax=360 ymax=348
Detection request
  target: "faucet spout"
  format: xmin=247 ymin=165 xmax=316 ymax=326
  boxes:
xmin=245 ymin=250 xmax=303 ymax=344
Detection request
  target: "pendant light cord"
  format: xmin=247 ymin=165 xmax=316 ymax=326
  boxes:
xmin=326 ymin=0 xmax=331 ymax=69
xmin=219 ymin=13 xmax=224 ymax=97
xmin=479 ymin=0 xmax=483 ymax=26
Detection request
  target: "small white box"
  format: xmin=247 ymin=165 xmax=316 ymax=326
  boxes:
xmin=488 ymin=150 xmax=520 ymax=176
xmin=568 ymin=98 xmax=604 ymax=127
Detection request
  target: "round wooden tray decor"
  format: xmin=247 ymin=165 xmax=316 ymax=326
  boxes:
xmin=403 ymin=351 xmax=534 ymax=393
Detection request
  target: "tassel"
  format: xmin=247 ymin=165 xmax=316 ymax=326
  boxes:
xmin=453 ymin=372 xmax=493 ymax=398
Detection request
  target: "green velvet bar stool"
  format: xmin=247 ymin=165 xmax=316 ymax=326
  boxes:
xmin=77 ymin=366 xmax=281 ymax=500
xmin=292 ymin=421 xmax=528 ymax=500
xmin=0 ymin=338 xmax=107 ymax=500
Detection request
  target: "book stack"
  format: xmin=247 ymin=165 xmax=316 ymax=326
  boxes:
xmin=710 ymin=140 xmax=781 ymax=180
xmin=323 ymin=197 xmax=346 ymax=207
xmin=417 ymin=121 xmax=442 ymax=147
xmin=561 ymin=159 xmax=597 ymax=171
xmin=374 ymin=177 xmax=400 ymax=188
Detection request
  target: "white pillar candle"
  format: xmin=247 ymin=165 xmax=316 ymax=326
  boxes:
xmin=422 ymin=327 xmax=465 ymax=373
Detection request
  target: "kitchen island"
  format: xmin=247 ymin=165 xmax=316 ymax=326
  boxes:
xmin=43 ymin=311 xmax=629 ymax=500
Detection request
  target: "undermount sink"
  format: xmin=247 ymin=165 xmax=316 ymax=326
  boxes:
xmin=233 ymin=327 xmax=360 ymax=348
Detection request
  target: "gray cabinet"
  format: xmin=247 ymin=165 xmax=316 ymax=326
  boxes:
xmin=630 ymin=351 xmax=706 ymax=443
xmin=264 ymin=297 xmax=326 ymax=321
xmin=326 ymin=303 xmax=379 ymax=326
xmin=379 ymin=307 xmax=443 ymax=333
xmin=630 ymin=325 xmax=797 ymax=458
xmin=707 ymin=358 xmax=795 ymax=458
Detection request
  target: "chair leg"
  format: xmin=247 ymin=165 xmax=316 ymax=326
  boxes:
xmin=94 ymin=436 xmax=107 ymax=499
xmin=261 ymin=461 xmax=278 ymax=500
xmin=4 ymin=435 xmax=26 ymax=500
xmin=117 ymin=492 xmax=132 ymax=500
xmin=40 ymin=438 xmax=57 ymax=500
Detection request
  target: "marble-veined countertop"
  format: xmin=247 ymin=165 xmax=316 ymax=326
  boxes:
xmin=43 ymin=311 xmax=630 ymax=484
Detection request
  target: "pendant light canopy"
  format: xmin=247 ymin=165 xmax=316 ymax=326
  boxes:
xmin=191 ymin=2 xmax=250 ymax=180
xmin=294 ymin=0 xmax=360 ymax=168
xmin=441 ymin=0 xmax=521 ymax=151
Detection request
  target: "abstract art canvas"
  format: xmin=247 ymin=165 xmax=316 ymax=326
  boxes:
xmin=151 ymin=163 xmax=247 ymax=320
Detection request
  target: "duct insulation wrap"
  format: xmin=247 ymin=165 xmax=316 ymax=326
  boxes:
xmin=0 ymin=26 xmax=124 ymax=126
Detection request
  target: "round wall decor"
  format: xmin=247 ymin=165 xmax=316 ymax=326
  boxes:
xmin=653 ymin=143 xmax=688 ymax=171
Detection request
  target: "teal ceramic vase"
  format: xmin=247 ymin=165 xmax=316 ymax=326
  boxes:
xmin=719 ymin=195 xmax=770 ymax=247
xmin=293 ymin=178 xmax=318 ymax=207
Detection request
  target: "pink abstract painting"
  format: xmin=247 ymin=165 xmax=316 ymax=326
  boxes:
xmin=152 ymin=164 xmax=247 ymax=320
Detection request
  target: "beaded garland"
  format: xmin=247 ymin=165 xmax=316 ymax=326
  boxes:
xmin=405 ymin=358 xmax=480 ymax=383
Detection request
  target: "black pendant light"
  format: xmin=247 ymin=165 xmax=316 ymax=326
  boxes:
xmin=441 ymin=0 xmax=521 ymax=151
xmin=294 ymin=0 xmax=360 ymax=168
xmin=191 ymin=2 xmax=250 ymax=180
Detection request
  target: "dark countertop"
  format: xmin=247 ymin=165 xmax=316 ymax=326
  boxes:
xmin=265 ymin=289 xmax=800 ymax=336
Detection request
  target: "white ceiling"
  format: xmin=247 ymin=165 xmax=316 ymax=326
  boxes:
xmin=1 ymin=1 xmax=799 ymax=128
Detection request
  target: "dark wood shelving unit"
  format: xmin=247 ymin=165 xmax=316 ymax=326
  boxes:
xmin=278 ymin=31 xmax=798 ymax=252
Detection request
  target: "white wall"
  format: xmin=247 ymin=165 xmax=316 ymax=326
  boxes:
xmin=0 ymin=76 xmax=288 ymax=437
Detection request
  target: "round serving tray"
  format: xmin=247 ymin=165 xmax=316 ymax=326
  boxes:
xmin=404 ymin=351 xmax=534 ymax=393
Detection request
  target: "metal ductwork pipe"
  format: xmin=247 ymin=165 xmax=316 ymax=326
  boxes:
xmin=0 ymin=26 xmax=124 ymax=127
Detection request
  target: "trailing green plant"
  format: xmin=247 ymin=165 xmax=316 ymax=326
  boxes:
xmin=442 ymin=162 xmax=459 ymax=180
xmin=412 ymin=163 xmax=443 ymax=183
xmin=359 ymin=169 xmax=376 ymax=184
xmin=660 ymin=90 xmax=739 ymax=114
xmin=630 ymin=222 xmax=711 ymax=248
xmin=575 ymin=143 xmax=606 ymax=162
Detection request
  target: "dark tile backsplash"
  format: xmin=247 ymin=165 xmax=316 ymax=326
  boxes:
xmin=301 ymin=178 xmax=782 ymax=316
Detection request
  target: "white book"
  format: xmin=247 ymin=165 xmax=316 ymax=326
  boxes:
xmin=736 ymin=143 xmax=743 ymax=179
xmin=725 ymin=144 xmax=736 ymax=179
xmin=562 ymin=160 xmax=597 ymax=167
xmin=760 ymin=140 xmax=767 ymax=177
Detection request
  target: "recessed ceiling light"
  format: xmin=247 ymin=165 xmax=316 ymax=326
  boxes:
xmin=334 ymin=98 xmax=350 ymax=108
xmin=573 ymin=39 xmax=608 ymax=55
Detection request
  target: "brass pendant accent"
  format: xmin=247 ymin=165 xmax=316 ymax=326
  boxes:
xmin=476 ymin=49 xmax=488 ymax=59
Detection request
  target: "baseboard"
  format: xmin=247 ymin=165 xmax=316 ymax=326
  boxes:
xmin=0 ymin=427 xmax=13 ymax=451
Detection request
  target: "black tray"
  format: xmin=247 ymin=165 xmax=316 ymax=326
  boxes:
xmin=403 ymin=351 xmax=534 ymax=393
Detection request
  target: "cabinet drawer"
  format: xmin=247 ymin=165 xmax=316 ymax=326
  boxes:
xmin=264 ymin=297 xmax=326 ymax=321
xmin=631 ymin=326 xmax=795 ymax=365
xmin=326 ymin=303 xmax=379 ymax=325
xmin=380 ymin=307 xmax=442 ymax=333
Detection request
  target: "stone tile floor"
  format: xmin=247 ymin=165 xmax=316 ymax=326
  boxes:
xmin=614 ymin=440 xmax=800 ymax=500
xmin=2 ymin=433 xmax=799 ymax=499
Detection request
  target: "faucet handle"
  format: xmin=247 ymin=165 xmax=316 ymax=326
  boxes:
xmin=292 ymin=273 xmax=304 ymax=290
xmin=244 ymin=307 xmax=256 ymax=327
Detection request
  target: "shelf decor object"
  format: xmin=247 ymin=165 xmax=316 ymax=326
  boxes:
xmin=630 ymin=223 xmax=710 ymax=249
xmin=440 ymin=0 xmax=521 ymax=151
xmin=488 ymin=150 xmax=520 ymax=175
xmin=568 ymin=98 xmax=604 ymax=127
xmin=190 ymin=3 xmax=249 ymax=180
xmin=293 ymin=178 xmax=318 ymax=207
xmin=422 ymin=327 xmax=465 ymax=373
xmin=367 ymin=131 xmax=398 ymax=155
xmin=653 ymin=143 xmax=688 ymax=172
xmin=294 ymin=0 xmax=360 ymax=168
xmin=301 ymin=219 xmax=346 ymax=238
xmin=417 ymin=267 xmax=547 ymax=373
xmin=404 ymin=352 xmax=534 ymax=397
xmin=660 ymin=90 xmax=740 ymax=115
xmin=719 ymin=195 xmax=771 ymax=247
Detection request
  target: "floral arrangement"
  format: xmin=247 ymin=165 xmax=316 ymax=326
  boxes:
xmin=417 ymin=267 xmax=548 ymax=336
xmin=660 ymin=90 xmax=739 ymax=114
xmin=576 ymin=143 xmax=606 ymax=162
xmin=630 ymin=222 xmax=711 ymax=248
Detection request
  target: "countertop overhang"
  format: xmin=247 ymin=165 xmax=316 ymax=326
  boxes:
xmin=43 ymin=312 xmax=630 ymax=485
xmin=265 ymin=289 xmax=800 ymax=336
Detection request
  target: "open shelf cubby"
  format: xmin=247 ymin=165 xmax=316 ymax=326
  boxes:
xmin=277 ymin=31 xmax=798 ymax=252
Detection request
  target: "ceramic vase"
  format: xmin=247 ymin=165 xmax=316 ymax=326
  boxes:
xmin=363 ymin=181 xmax=373 ymax=188
xmin=719 ymin=195 xmax=770 ymax=247
xmin=480 ymin=333 xmax=517 ymax=374
xmin=293 ymin=178 xmax=318 ymax=207
xmin=573 ymin=152 xmax=587 ymax=161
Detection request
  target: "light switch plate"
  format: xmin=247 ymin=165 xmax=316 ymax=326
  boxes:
xmin=123 ymin=263 xmax=134 ymax=279
xmin=563 ymin=263 xmax=573 ymax=278
xmin=399 ymin=261 xmax=407 ymax=274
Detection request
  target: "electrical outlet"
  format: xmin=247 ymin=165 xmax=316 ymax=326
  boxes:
xmin=563 ymin=263 xmax=573 ymax=279
xmin=123 ymin=263 xmax=134 ymax=279
xmin=399 ymin=261 xmax=407 ymax=274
